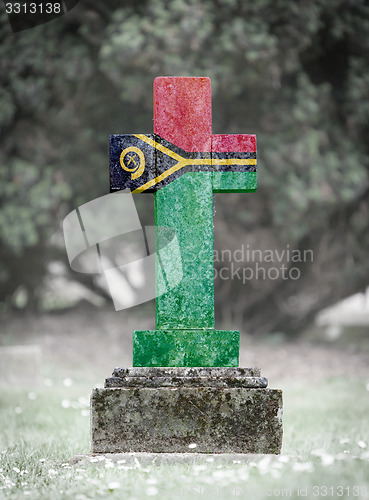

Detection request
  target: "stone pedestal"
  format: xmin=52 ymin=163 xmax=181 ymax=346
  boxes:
xmin=91 ymin=368 xmax=283 ymax=454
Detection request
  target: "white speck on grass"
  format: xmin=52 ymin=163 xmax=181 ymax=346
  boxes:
xmin=13 ymin=467 xmax=20 ymax=474
xmin=146 ymin=477 xmax=158 ymax=485
xmin=339 ymin=438 xmax=349 ymax=444
xmin=61 ymin=400 xmax=70 ymax=408
xmin=108 ymin=482 xmax=121 ymax=490
xmin=256 ymin=455 xmax=272 ymax=473
xmin=358 ymin=440 xmax=367 ymax=449
xmin=24 ymin=491 xmax=31 ymax=496
xmin=271 ymin=468 xmax=281 ymax=479
xmin=272 ymin=461 xmax=283 ymax=470
xmin=212 ymin=468 xmax=238 ymax=481
xmin=292 ymin=462 xmax=314 ymax=472
xmin=117 ymin=459 xmax=126 ymax=464
xmin=311 ymin=449 xmax=325 ymax=457
xmin=104 ymin=462 xmax=114 ymax=469
xmin=193 ymin=464 xmax=207 ymax=472
xmin=134 ymin=457 xmax=141 ymax=468
xmin=3 ymin=477 xmax=14 ymax=488
xmin=188 ymin=443 xmax=197 ymax=449
xmin=235 ymin=465 xmax=249 ymax=477
xmin=335 ymin=453 xmax=349 ymax=460
xmin=48 ymin=469 xmax=58 ymax=477
xmin=277 ymin=455 xmax=290 ymax=463
xmin=212 ymin=469 xmax=225 ymax=478
xmin=27 ymin=392 xmax=37 ymax=400
xmin=39 ymin=459 xmax=46 ymax=463
xmin=206 ymin=457 xmax=214 ymax=463
xmin=90 ymin=458 xmax=99 ymax=463
xmin=321 ymin=454 xmax=335 ymax=466
xmin=63 ymin=378 xmax=73 ymax=387
xmin=15 ymin=407 xmax=22 ymax=414
xmin=81 ymin=410 xmax=89 ymax=417
xmin=146 ymin=486 xmax=158 ymax=496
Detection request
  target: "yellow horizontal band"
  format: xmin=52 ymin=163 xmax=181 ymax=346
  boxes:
xmin=132 ymin=135 xmax=256 ymax=193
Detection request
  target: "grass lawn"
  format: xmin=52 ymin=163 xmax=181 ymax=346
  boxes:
xmin=1 ymin=376 xmax=368 ymax=499
xmin=1 ymin=309 xmax=369 ymax=499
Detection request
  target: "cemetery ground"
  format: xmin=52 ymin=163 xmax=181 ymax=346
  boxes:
xmin=1 ymin=305 xmax=369 ymax=499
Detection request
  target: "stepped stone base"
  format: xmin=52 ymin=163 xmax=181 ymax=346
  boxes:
xmin=91 ymin=368 xmax=283 ymax=454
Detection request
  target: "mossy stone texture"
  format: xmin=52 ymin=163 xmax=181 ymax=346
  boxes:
xmin=105 ymin=366 xmax=267 ymax=388
xmin=91 ymin=383 xmax=283 ymax=454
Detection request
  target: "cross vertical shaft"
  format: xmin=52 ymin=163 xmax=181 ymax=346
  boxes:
xmin=155 ymin=174 xmax=214 ymax=329
xmin=154 ymin=78 xmax=214 ymax=330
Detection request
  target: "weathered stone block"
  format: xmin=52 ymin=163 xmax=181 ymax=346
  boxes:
xmin=91 ymin=367 xmax=283 ymax=454
xmin=91 ymin=388 xmax=282 ymax=454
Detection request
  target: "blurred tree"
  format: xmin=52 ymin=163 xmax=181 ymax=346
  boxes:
xmin=0 ymin=0 xmax=368 ymax=334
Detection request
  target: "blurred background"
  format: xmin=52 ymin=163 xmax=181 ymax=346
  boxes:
xmin=1 ymin=0 xmax=369 ymax=385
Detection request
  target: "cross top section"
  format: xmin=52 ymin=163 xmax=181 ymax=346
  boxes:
xmin=110 ymin=77 xmax=257 ymax=195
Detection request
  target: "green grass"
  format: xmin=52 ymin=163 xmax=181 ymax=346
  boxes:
xmin=0 ymin=378 xmax=369 ymax=499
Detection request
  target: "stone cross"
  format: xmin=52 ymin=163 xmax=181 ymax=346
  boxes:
xmin=110 ymin=77 xmax=257 ymax=367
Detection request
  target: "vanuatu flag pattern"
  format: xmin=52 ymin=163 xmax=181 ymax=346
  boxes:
xmin=110 ymin=133 xmax=257 ymax=194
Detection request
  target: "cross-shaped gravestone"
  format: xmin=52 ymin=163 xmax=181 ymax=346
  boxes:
xmin=110 ymin=77 xmax=257 ymax=367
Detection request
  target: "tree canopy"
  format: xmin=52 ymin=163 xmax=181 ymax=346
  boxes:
xmin=1 ymin=0 xmax=368 ymax=334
